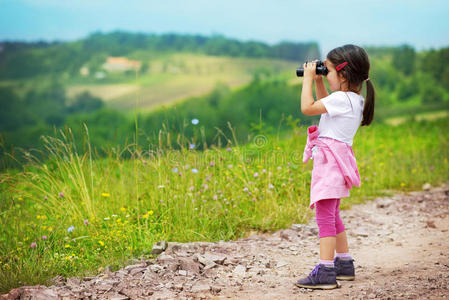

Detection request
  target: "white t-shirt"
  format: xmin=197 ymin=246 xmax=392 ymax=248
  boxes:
xmin=318 ymin=91 xmax=364 ymax=146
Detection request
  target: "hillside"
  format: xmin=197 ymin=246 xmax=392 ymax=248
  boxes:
xmin=66 ymin=53 xmax=298 ymax=111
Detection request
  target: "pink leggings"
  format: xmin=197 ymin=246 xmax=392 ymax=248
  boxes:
xmin=315 ymin=198 xmax=346 ymax=238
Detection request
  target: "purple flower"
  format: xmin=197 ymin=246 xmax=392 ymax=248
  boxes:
xmin=84 ymin=219 xmax=89 ymax=226
xmin=189 ymin=143 xmax=195 ymax=150
xmin=42 ymin=236 xmax=47 ymax=240
xmin=172 ymin=168 xmax=178 ymax=173
xmin=67 ymin=225 xmax=75 ymax=233
xmin=59 ymin=192 xmax=64 ymax=198
xmin=191 ymin=168 xmax=199 ymax=174
xmin=226 ymin=147 xmax=232 ymax=152
xmin=209 ymin=161 xmax=215 ymax=167
xmin=429 ymin=166 xmax=435 ymax=172
xmin=253 ymin=172 xmax=259 ymax=178
xmin=30 ymin=242 xmax=37 ymax=248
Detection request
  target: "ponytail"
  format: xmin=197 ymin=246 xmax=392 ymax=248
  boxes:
xmin=361 ymin=79 xmax=375 ymax=126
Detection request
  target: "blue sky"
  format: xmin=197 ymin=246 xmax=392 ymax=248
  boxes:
xmin=1 ymin=0 xmax=448 ymax=56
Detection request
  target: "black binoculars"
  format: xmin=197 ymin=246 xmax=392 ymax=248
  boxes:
xmin=296 ymin=60 xmax=328 ymax=77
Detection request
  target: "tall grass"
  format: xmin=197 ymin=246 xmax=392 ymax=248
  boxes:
xmin=0 ymin=117 xmax=448 ymax=293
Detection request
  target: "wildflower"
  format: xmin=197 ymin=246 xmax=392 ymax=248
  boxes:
xmin=126 ymin=214 xmax=130 ymax=217
xmin=253 ymin=172 xmax=259 ymax=178
xmin=101 ymin=193 xmax=110 ymax=197
xmin=268 ymin=183 xmax=274 ymax=189
xmin=142 ymin=214 xmax=149 ymax=219
xmin=104 ymin=217 xmax=110 ymax=220
xmin=30 ymin=242 xmax=37 ymax=248
xmin=148 ymin=210 xmax=154 ymax=215
xmin=111 ymin=214 xmax=118 ymax=218
xmin=429 ymin=166 xmax=435 ymax=172
xmin=226 ymin=147 xmax=232 ymax=152
xmin=172 ymin=168 xmax=178 ymax=173
xmin=67 ymin=226 xmax=75 ymax=233
xmin=190 ymin=143 xmax=195 ymax=150
xmin=400 ymin=183 xmax=406 ymax=187
xmin=59 ymin=192 xmax=64 ymax=198
xmin=202 ymin=184 xmax=208 ymax=190
xmin=227 ymin=164 xmax=233 ymax=168
xmin=84 ymin=219 xmax=89 ymax=225
xmin=212 ymin=194 xmax=218 ymax=200
xmin=65 ymin=244 xmax=71 ymax=248
xmin=209 ymin=161 xmax=215 ymax=167
xmin=48 ymin=226 xmax=53 ymax=232
xmin=44 ymin=196 xmax=48 ymax=200
xmin=192 ymin=168 xmax=199 ymax=174
xmin=277 ymin=166 xmax=282 ymax=170
xmin=158 ymin=185 xmax=165 ymax=189
xmin=205 ymin=176 xmax=211 ymax=182
xmin=262 ymin=169 xmax=267 ymax=173
xmin=42 ymin=236 xmax=47 ymax=240
xmin=191 ymin=118 xmax=199 ymax=125
xmin=18 ymin=197 xmax=23 ymax=201
xmin=243 ymin=187 xmax=249 ymax=192
xmin=98 ymin=241 xmax=104 ymax=246
xmin=252 ymin=198 xmax=257 ymax=202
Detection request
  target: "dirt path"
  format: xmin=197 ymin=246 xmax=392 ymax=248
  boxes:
xmin=3 ymin=183 xmax=449 ymax=300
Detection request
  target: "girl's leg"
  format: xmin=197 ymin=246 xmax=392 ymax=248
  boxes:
xmin=334 ymin=199 xmax=349 ymax=254
xmin=315 ymin=198 xmax=338 ymax=260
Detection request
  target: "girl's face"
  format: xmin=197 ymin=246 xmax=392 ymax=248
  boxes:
xmin=324 ymin=59 xmax=346 ymax=91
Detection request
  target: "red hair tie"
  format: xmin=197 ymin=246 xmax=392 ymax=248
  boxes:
xmin=336 ymin=62 xmax=348 ymax=71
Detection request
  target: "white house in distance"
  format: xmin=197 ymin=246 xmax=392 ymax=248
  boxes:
xmin=102 ymin=57 xmax=142 ymax=72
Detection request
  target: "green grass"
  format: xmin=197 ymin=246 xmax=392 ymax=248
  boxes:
xmin=1 ymin=117 xmax=449 ymax=293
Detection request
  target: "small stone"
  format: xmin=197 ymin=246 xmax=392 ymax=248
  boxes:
xmin=178 ymin=269 xmax=187 ymax=276
xmin=426 ymin=220 xmax=437 ymax=228
xmin=191 ymin=284 xmax=211 ymax=293
xmin=233 ymin=265 xmax=246 ymax=276
xmin=422 ymin=183 xmax=432 ymax=191
xmin=151 ymin=240 xmax=168 ymax=254
xmin=276 ymin=260 xmax=289 ymax=268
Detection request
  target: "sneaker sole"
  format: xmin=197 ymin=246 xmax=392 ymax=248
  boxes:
xmin=336 ymin=275 xmax=355 ymax=281
xmin=295 ymin=283 xmax=338 ymax=290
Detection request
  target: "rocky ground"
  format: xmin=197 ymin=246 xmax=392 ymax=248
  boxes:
xmin=2 ymin=182 xmax=449 ymax=300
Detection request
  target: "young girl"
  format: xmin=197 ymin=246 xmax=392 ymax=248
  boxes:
xmin=295 ymin=44 xmax=375 ymax=290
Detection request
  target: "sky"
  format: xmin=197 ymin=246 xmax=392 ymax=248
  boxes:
xmin=1 ymin=0 xmax=449 ymax=56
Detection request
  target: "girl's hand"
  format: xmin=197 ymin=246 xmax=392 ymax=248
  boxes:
xmin=311 ymin=59 xmax=323 ymax=81
xmin=303 ymin=61 xmax=316 ymax=81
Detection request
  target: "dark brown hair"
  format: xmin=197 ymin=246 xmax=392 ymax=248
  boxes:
xmin=327 ymin=44 xmax=375 ymax=126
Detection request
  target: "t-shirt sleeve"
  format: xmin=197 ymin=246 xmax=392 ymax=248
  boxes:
xmin=319 ymin=92 xmax=352 ymax=117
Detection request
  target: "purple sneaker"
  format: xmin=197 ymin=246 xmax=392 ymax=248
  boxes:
xmin=334 ymin=257 xmax=355 ymax=281
xmin=295 ymin=264 xmax=338 ymax=290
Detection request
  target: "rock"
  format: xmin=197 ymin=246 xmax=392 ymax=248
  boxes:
xmin=109 ymin=294 xmax=130 ymax=300
xmin=276 ymin=260 xmax=289 ymax=268
xmin=151 ymin=240 xmax=168 ymax=254
xmin=191 ymin=284 xmax=211 ymax=293
xmin=376 ymin=198 xmax=394 ymax=208
xmin=178 ymin=257 xmax=201 ymax=275
xmin=233 ymin=265 xmax=247 ymax=276
xmin=422 ymin=183 xmax=432 ymax=191
xmin=178 ymin=269 xmax=187 ymax=276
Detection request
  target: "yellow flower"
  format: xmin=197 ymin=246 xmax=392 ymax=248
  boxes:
xmin=18 ymin=197 xmax=23 ymax=201
xmin=65 ymin=244 xmax=71 ymax=248
xmin=148 ymin=210 xmax=154 ymax=215
xmin=412 ymin=169 xmax=417 ymax=173
xmin=37 ymin=215 xmax=41 ymax=219
xmin=98 ymin=241 xmax=104 ymax=246
xmin=276 ymin=146 xmax=281 ymax=150
xmin=48 ymin=227 xmax=53 ymax=232
xmin=400 ymin=183 xmax=406 ymax=187
xmin=127 ymin=246 xmax=132 ymax=250
xmin=120 ymin=207 xmax=126 ymax=212
xmin=65 ymin=256 xmax=71 ymax=261
xmin=101 ymin=193 xmax=110 ymax=197
xmin=142 ymin=214 xmax=149 ymax=219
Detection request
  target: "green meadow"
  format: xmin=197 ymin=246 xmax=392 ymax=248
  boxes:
xmin=1 ymin=117 xmax=448 ymax=293
xmin=66 ymin=53 xmax=297 ymax=111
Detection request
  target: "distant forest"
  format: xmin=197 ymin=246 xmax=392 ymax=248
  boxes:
xmin=0 ymin=31 xmax=320 ymax=79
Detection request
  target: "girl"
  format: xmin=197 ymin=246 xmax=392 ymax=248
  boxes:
xmin=295 ymin=44 xmax=375 ymax=290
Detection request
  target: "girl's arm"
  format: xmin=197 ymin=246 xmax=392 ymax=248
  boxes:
xmin=315 ymin=76 xmax=329 ymax=100
xmin=301 ymin=62 xmax=327 ymax=116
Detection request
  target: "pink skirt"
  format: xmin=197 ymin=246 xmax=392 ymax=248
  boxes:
xmin=310 ymin=143 xmax=350 ymax=210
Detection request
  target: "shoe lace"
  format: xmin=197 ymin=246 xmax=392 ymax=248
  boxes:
xmin=309 ymin=264 xmax=320 ymax=277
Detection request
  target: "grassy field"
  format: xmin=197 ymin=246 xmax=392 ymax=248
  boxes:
xmin=1 ymin=117 xmax=448 ymax=293
xmin=66 ymin=53 xmax=298 ymax=111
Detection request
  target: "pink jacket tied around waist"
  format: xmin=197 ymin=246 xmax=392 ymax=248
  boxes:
xmin=303 ymin=125 xmax=361 ymax=209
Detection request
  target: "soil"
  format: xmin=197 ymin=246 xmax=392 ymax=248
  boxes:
xmin=2 ymin=182 xmax=449 ymax=300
